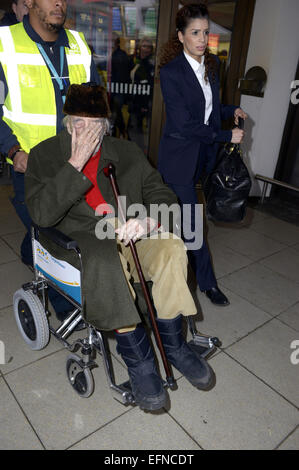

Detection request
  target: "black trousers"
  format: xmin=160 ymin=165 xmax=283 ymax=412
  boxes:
xmin=167 ymin=182 xmax=217 ymax=291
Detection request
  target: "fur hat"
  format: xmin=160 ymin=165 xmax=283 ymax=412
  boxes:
xmin=63 ymin=83 xmax=111 ymax=118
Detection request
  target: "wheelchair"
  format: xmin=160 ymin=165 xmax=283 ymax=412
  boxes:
xmin=13 ymin=225 xmax=221 ymax=405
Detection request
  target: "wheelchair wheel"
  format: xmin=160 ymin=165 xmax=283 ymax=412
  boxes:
xmin=66 ymin=353 xmax=94 ymax=398
xmin=13 ymin=288 xmax=49 ymax=351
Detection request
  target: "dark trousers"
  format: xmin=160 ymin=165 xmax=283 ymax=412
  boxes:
xmin=11 ymin=169 xmax=73 ymax=313
xmin=167 ymin=182 xmax=217 ymax=291
xmin=11 ymin=169 xmax=33 ymax=263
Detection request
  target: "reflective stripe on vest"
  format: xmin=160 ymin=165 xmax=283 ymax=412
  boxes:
xmin=0 ymin=23 xmax=91 ymax=156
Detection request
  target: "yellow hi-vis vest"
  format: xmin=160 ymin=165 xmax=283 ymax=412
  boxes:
xmin=0 ymin=23 xmax=91 ymax=162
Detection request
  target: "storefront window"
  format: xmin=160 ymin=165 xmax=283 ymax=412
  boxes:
xmin=67 ymin=0 xmax=160 ymax=155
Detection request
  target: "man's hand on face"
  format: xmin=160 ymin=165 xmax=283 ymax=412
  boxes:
xmin=68 ymin=121 xmax=100 ymax=172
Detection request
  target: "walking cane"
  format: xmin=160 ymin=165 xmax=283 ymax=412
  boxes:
xmin=104 ymin=163 xmax=176 ymax=389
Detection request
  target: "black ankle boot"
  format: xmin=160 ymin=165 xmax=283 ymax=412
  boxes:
xmin=156 ymin=315 xmax=215 ymax=390
xmin=114 ymin=325 xmax=167 ymax=411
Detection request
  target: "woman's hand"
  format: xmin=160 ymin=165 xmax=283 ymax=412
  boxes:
xmin=234 ymin=108 xmax=248 ymax=125
xmin=231 ymin=128 xmax=244 ymax=144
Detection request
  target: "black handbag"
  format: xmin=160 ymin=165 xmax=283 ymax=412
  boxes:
xmin=205 ymin=118 xmax=252 ymax=223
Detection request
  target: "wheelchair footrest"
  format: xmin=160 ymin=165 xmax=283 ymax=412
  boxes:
xmin=188 ymin=337 xmax=217 ymax=359
xmin=112 ymin=380 xmax=135 ymax=406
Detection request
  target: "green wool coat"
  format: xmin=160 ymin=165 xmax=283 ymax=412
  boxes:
xmin=25 ymin=129 xmax=178 ymax=330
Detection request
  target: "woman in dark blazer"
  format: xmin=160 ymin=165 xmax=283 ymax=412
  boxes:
xmin=158 ymin=3 xmax=247 ymax=306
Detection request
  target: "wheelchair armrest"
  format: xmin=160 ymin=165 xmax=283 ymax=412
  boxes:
xmin=33 ymin=224 xmax=79 ymax=251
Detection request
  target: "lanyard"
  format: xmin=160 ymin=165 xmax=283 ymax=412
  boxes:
xmin=37 ymin=44 xmax=67 ymax=103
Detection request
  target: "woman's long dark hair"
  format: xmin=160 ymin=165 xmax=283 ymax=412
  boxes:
xmin=158 ymin=3 xmax=217 ymax=83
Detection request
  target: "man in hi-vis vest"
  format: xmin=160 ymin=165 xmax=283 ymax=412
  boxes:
xmin=0 ymin=0 xmax=100 ymax=317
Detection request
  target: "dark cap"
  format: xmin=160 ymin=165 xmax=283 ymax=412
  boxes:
xmin=63 ymin=83 xmax=111 ymax=118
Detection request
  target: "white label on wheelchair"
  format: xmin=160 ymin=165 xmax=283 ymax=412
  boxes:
xmin=33 ymin=240 xmax=81 ymax=304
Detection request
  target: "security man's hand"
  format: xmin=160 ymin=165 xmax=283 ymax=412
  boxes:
xmin=13 ymin=151 xmax=29 ymax=173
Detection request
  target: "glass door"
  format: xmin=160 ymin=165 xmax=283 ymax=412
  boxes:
xmin=204 ymin=1 xmax=236 ymax=99
xmin=67 ymin=0 xmax=161 ymax=156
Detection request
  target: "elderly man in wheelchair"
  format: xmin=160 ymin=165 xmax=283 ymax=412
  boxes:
xmin=13 ymin=83 xmax=219 ymax=412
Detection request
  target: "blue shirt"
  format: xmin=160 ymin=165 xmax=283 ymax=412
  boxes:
xmin=0 ymin=14 xmax=101 ymax=155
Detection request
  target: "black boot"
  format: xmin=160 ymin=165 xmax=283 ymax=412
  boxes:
xmin=156 ymin=315 xmax=215 ymax=390
xmin=114 ymin=325 xmax=167 ymax=411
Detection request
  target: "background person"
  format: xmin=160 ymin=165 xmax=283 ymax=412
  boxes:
xmin=128 ymin=37 xmax=155 ymax=152
xmin=0 ymin=0 xmax=28 ymax=26
xmin=111 ymin=37 xmax=131 ymax=138
xmin=158 ymin=3 xmax=247 ymax=306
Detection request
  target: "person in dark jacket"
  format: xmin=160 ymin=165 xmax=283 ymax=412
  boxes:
xmin=25 ymin=83 xmax=215 ymax=412
xmin=0 ymin=0 xmax=28 ymax=26
xmin=158 ymin=3 xmax=247 ymax=306
xmin=128 ymin=37 xmax=155 ymax=152
xmin=111 ymin=37 xmax=130 ymax=138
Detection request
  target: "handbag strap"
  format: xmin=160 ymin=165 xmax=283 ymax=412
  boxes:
xmin=238 ymin=117 xmax=244 ymax=130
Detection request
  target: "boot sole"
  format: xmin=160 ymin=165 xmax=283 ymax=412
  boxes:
xmin=187 ymin=346 xmax=216 ymax=391
xmin=136 ymin=393 xmax=168 ymax=411
xmin=193 ymin=367 xmax=216 ymax=391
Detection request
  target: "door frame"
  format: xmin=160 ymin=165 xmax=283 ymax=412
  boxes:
xmin=222 ymin=0 xmax=256 ymax=105
xmin=148 ymin=0 xmax=180 ymax=167
xmin=148 ymin=0 xmax=256 ymax=167
xmin=273 ymin=60 xmax=299 ymax=194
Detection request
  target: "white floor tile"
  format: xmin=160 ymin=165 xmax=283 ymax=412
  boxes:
xmin=242 ymin=207 xmax=273 ymax=225
xmin=193 ymin=288 xmax=272 ymax=348
xmin=0 ymin=185 xmax=14 ymax=206
xmin=277 ymin=427 xmax=299 ymax=450
xmin=207 ymin=208 xmax=272 ymax=240
xmin=212 ymin=228 xmax=286 ymax=262
xmin=0 ymin=211 xmax=24 ymax=236
xmin=69 ymin=407 xmax=200 ymax=450
xmin=277 ymin=303 xmax=299 ymax=332
xmin=251 ymin=218 xmax=299 ymax=246
xmin=0 ymin=306 xmax=62 ymax=375
xmin=0 ymin=260 xmax=32 ymax=309
xmin=167 ymin=353 xmax=299 ymax=450
xmin=1 ymin=230 xmax=26 ymax=256
xmin=220 ymin=263 xmax=299 ymax=316
xmin=259 ymin=247 xmax=299 ymax=284
xmin=0 ymin=377 xmax=44 ymax=450
xmin=226 ymin=319 xmax=299 ymax=407
xmin=206 ymin=221 xmax=244 ymax=239
xmin=0 ymin=238 xmax=18 ymax=264
xmin=5 ymin=349 xmax=133 ymax=450
xmin=207 ymin=237 xmax=253 ymax=278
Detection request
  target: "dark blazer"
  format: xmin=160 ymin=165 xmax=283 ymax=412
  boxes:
xmin=158 ymin=52 xmax=237 ymax=185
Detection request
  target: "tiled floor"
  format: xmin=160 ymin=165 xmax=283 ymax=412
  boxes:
xmin=0 ymin=183 xmax=298 ymax=450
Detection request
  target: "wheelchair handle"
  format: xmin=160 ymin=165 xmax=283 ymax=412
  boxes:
xmin=104 ymin=163 xmax=175 ymax=389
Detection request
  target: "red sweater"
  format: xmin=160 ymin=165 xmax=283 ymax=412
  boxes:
xmin=83 ymin=148 xmax=112 ymax=216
